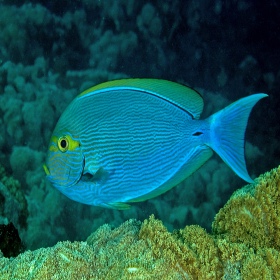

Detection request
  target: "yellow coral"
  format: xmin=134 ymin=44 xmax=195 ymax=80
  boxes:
xmin=212 ymin=165 xmax=280 ymax=250
xmin=1 ymin=166 xmax=280 ymax=279
xmin=139 ymin=218 xmax=222 ymax=279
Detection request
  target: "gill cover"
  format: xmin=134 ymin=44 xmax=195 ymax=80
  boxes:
xmin=45 ymin=133 xmax=84 ymax=187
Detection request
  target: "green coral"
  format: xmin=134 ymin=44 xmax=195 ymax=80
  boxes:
xmin=1 ymin=166 xmax=280 ymax=279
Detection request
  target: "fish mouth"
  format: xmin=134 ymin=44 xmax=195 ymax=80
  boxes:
xmin=43 ymin=164 xmax=50 ymax=176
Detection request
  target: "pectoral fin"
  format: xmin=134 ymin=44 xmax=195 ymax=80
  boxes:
xmin=81 ymin=167 xmax=108 ymax=183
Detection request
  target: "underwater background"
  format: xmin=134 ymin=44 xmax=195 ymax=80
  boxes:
xmin=0 ymin=0 xmax=279 ymax=252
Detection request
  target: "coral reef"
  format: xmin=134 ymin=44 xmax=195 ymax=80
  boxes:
xmin=0 ymin=1 xmax=279 ymax=252
xmin=213 ymin=164 xmax=280 ymax=251
xmin=1 ymin=166 xmax=280 ymax=279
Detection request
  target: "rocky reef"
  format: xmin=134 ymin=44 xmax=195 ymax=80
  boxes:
xmin=1 ymin=165 xmax=279 ymax=279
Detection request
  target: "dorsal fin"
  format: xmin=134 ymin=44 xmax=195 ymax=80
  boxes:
xmin=79 ymin=79 xmax=204 ymax=119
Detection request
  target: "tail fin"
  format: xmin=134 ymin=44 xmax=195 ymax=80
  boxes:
xmin=208 ymin=93 xmax=267 ymax=183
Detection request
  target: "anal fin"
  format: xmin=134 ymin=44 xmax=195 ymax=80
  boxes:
xmin=104 ymin=202 xmax=131 ymax=210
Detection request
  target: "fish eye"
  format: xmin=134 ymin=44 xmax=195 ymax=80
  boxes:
xmin=58 ymin=136 xmax=69 ymax=152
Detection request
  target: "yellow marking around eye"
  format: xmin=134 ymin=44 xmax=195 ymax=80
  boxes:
xmin=49 ymin=145 xmax=58 ymax=152
xmin=49 ymin=134 xmax=80 ymax=153
xmin=49 ymin=135 xmax=59 ymax=152
xmin=50 ymin=135 xmax=58 ymax=145
xmin=66 ymin=135 xmax=80 ymax=151
xmin=58 ymin=136 xmax=69 ymax=152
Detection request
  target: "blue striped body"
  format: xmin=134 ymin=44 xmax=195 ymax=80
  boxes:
xmin=44 ymin=79 xmax=267 ymax=209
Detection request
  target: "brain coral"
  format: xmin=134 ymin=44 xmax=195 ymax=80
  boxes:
xmin=0 ymin=165 xmax=280 ymax=279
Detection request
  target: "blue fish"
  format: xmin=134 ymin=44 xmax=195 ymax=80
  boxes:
xmin=43 ymin=79 xmax=267 ymax=209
